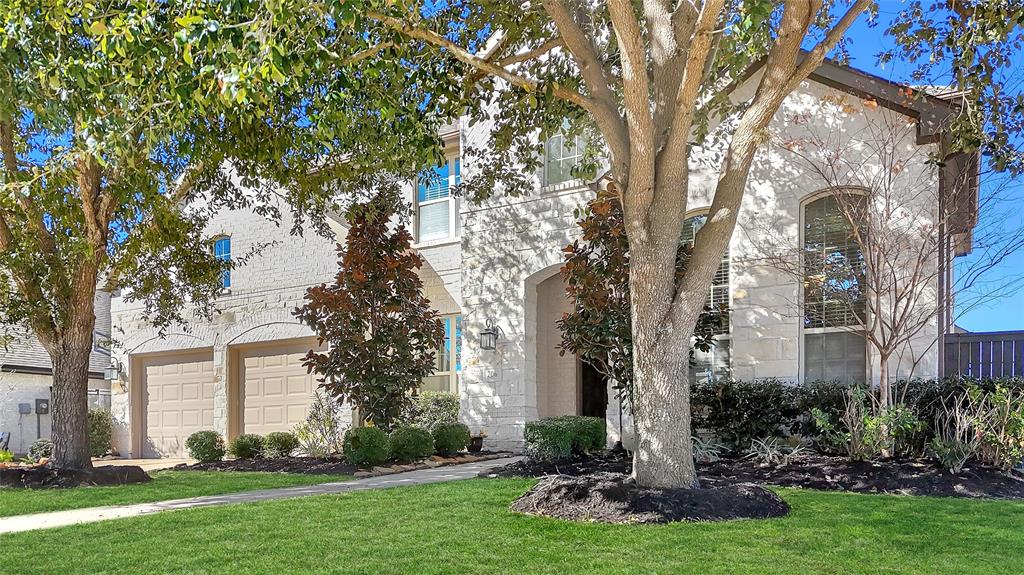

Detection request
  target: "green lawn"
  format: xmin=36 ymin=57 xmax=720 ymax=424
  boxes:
xmin=1 ymin=478 xmax=1021 ymax=574
xmin=0 ymin=470 xmax=350 ymax=518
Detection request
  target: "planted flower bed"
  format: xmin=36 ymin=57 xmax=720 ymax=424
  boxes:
xmin=486 ymin=450 xmax=1024 ymax=500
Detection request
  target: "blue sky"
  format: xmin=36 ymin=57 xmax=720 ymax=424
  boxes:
xmin=838 ymin=10 xmax=1024 ymax=333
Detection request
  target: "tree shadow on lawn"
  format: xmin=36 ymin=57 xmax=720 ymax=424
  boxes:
xmin=0 ymin=479 xmax=1021 ymax=575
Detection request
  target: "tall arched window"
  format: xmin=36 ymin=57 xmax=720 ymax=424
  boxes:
xmin=681 ymin=213 xmax=730 ymax=382
xmin=802 ymin=193 xmax=867 ymax=383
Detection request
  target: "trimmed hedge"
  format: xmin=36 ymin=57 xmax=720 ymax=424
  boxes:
xmin=432 ymin=422 xmax=471 ymax=456
xmin=691 ymin=378 xmax=799 ymax=450
xmin=524 ymin=416 xmax=606 ymax=461
xmin=389 ymin=426 xmax=434 ymax=462
xmin=185 ymin=431 xmax=225 ymax=463
xmin=343 ymin=426 xmax=390 ymax=467
xmin=262 ymin=431 xmax=299 ymax=458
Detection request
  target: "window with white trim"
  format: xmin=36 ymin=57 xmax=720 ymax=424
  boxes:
xmin=416 ymin=156 xmax=460 ymax=242
xmin=544 ymin=133 xmax=585 ymax=186
xmin=803 ymin=194 xmax=867 ymax=383
xmin=421 ymin=315 xmax=462 ymax=393
xmin=681 ymin=214 xmax=731 ymax=382
xmin=213 ymin=236 xmax=231 ymax=289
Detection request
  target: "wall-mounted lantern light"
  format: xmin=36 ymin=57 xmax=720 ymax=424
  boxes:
xmin=479 ymin=319 xmax=504 ymax=351
xmin=104 ymin=360 xmax=127 ymax=392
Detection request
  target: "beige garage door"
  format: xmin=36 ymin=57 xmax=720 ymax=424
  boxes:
xmin=240 ymin=340 xmax=320 ymax=436
xmin=142 ymin=352 xmax=216 ymax=458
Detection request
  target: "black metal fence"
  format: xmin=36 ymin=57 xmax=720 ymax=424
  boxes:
xmin=944 ymin=331 xmax=1024 ymax=379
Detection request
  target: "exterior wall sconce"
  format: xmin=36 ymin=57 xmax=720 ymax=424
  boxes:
xmin=479 ymin=319 xmax=505 ymax=351
xmin=105 ymin=360 xmax=127 ymax=392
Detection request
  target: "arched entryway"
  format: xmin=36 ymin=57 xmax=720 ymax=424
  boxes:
xmin=529 ymin=269 xmax=609 ymax=419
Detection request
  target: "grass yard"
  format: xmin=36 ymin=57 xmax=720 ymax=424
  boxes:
xmin=1 ymin=478 xmax=1021 ymax=574
xmin=0 ymin=470 xmax=350 ymax=518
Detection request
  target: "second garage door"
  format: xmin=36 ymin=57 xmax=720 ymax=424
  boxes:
xmin=142 ymin=351 xmax=216 ymax=458
xmin=240 ymin=340 xmax=321 ymax=436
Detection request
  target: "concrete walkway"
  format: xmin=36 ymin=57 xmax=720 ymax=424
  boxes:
xmin=0 ymin=457 xmax=521 ymax=535
xmin=93 ymin=457 xmax=192 ymax=472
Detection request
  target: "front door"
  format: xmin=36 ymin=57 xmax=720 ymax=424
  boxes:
xmin=579 ymin=361 xmax=608 ymax=418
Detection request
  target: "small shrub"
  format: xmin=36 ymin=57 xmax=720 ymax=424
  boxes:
xmin=262 ymin=432 xmax=299 ymax=458
xmin=87 ymin=409 xmax=113 ymax=458
xmin=228 ymin=434 xmax=264 ymax=459
xmin=389 ymin=426 xmax=434 ymax=463
xmin=432 ymin=422 xmax=471 ymax=456
xmin=185 ymin=431 xmax=225 ymax=463
xmin=692 ymin=436 xmax=725 ymax=463
xmin=28 ymin=438 xmax=53 ymax=462
xmin=524 ymin=420 xmax=572 ymax=461
xmin=404 ymin=391 xmax=460 ymax=432
xmin=971 ymin=385 xmax=1024 ymax=470
xmin=0 ymin=449 xmax=13 ymax=463
xmin=812 ymin=387 xmax=922 ymax=461
xmin=930 ymin=437 xmax=974 ymax=474
xmin=293 ymin=391 xmax=347 ymax=457
xmin=745 ymin=437 xmax=786 ymax=467
xmin=343 ymin=426 xmax=390 ymax=467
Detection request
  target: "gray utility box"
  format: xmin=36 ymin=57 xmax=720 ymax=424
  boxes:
xmin=18 ymin=403 xmax=32 ymax=415
xmin=35 ymin=398 xmax=50 ymax=415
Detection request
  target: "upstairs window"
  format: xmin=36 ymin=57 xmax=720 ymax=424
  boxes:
xmin=544 ymin=133 xmax=585 ymax=186
xmin=802 ymin=193 xmax=867 ymax=383
xmin=416 ymin=156 xmax=460 ymax=242
xmin=214 ymin=236 xmax=231 ymax=289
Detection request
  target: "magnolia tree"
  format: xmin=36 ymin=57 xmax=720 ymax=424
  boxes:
xmin=559 ymin=190 xmax=726 ymax=406
xmin=294 ymin=193 xmax=446 ymax=431
xmin=339 ymin=0 xmax=1024 ymax=487
xmin=0 ymin=1 xmax=458 ymax=469
xmin=750 ymin=109 xmax=1024 ymax=409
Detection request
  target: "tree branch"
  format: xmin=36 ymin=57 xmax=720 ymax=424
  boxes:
xmin=542 ymin=0 xmax=630 ymax=182
xmin=364 ymin=10 xmax=594 ymax=112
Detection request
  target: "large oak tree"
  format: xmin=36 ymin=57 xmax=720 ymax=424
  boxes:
xmin=331 ymin=0 xmax=1022 ymax=488
xmin=0 ymin=0 xmax=457 ymax=469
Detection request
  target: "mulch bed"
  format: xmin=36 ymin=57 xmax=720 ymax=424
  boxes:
xmin=486 ymin=450 xmax=1024 ymax=500
xmin=510 ymin=472 xmax=789 ymax=524
xmin=173 ymin=457 xmax=357 ymax=476
xmin=0 ymin=465 xmax=151 ymax=489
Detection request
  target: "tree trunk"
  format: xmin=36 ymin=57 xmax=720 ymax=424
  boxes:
xmin=628 ymin=243 xmax=699 ymax=489
xmin=48 ymin=335 xmax=95 ymax=469
xmin=877 ymin=353 xmax=893 ymax=458
xmin=44 ymin=294 xmax=99 ymax=470
xmin=630 ymin=334 xmax=696 ymax=488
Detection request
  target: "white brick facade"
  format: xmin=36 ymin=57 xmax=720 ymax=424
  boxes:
xmin=112 ymin=71 xmax=954 ymax=455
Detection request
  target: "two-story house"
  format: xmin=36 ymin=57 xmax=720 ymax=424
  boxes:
xmin=110 ymin=59 xmax=976 ymax=457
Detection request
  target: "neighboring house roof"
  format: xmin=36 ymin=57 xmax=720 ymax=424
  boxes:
xmin=0 ymin=326 xmax=110 ymax=379
xmin=1 ymin=292 xmax=112 ymax=379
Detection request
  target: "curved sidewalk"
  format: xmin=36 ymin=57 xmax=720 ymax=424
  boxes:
xmin=0 ymin=456 xmax=521 ymax=535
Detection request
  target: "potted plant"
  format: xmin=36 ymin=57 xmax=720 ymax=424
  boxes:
xmin=468 ymin=430 xmax=487 ymax=453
